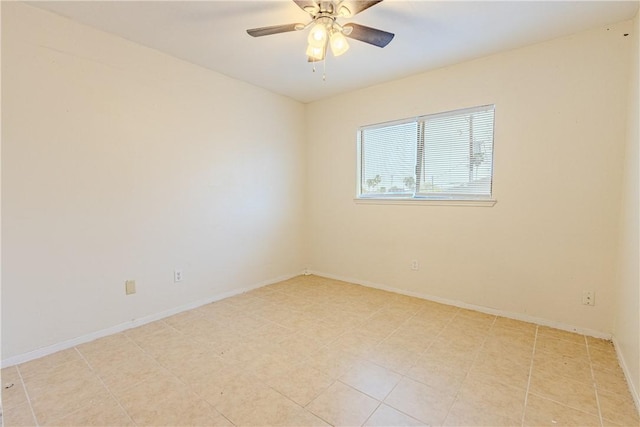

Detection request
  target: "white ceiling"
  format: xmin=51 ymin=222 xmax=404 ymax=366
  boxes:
xmin=29 ymin=1 xmax=639 ymax=103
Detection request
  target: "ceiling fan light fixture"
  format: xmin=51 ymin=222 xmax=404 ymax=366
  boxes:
xmin=308 ymin=22 xmax=328 ymax=47
xmin=306 ymin=43 xmax=325 ymax=61
xmin=330 ymin=30 xmax=349 ymax=56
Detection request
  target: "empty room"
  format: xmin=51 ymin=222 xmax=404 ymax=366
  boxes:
xmin=1 ymin=1 xmax=639 ymax=426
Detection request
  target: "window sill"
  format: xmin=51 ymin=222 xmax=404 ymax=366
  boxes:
xmin=353 ymin=197 xmax=497 ymax=207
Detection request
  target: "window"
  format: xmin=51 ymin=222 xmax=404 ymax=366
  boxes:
xmin=357 ymin=105 xmax=495 ymax=204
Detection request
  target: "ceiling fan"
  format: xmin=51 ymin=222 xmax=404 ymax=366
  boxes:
xmin=246 ymin=0 xmax=394 ymax=62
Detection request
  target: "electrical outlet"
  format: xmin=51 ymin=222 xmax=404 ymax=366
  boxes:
xmin=125 ymin=280 xmax=136 ymax=295
xmin=174 ymin=269 xmax=183 ymax=282
xmin=582 ymin=291 xmax=595 ymax=306
xmin=411 ymin=260 xmax=419 ymax=271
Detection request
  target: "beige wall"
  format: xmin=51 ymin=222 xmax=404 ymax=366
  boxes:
xmin=306 ymin=20 xmax=633 ymax=334
xmin=1 ymin=3 xmax=306 ymax=359
xmin=613 ymin=10 xmax=640 ymax=407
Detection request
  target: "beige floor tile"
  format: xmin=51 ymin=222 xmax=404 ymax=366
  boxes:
xmin=6 ymin=277 xmax=639 ymax=427
xmin=442 ymin=319 xmax=491 ymax=342
xmin=225 ymin=292 xmax=261 ymax=308
xmin=129 ymin=392 xmax=232 ymax=427
xmin=196 ymin=300 xmax=241 ymax=320
xmin=327 ymin=329 xmax=383 ymax=357
xmin=528 ymin=368 xmax=598 ymax=415
xmin=492 ymin=316 xmax=537 ymax=333
xmin=210 ymin=372 xmax=271 ymax=418
xmin=1 ymin=366 xmax=28 ymax=410
xmin=586 ymin=336 xmax=615 ymax=352
xmin=486 ymin=326 xmax=536 ymax=350
xmin=22 ymin=359 xmax=109 ymax=424
xmin=21 ymin=358 xmax=91 ymax=397
xmin=2 ymin=365 xmax=21 ymax=382
xmin=406 ymin=353 xmax=468 ymax=396
xmin=592 ymin=366 xmax=632 ymax=395
xmin=393 ymin=315 xmax=442 ymax=333
xmin=363 ymin=404 xmax=427 ymax=426
xmin=384 ymin=377 xmax=454 ymax=426
xmin=470 ymin=351 xmax=531 ymax=390
xmin=366 ymin=344 xmax=421 ymax=375
xmin=174 ymin=316 xmax=229 ymax=339
xmin=96 ymin=354 xmax=170 ymax=395
xmin=307 ymin=381 xmax=379 ymax=427
xmin=164 ymin=309 xmax=206 ymax=329
xmin=412 ymin=308 xmax=458 ymax=325
xmin=454 ymin=375 xmax=526 ymax=421
xmin=201 ymin=327 xmax=249 ymax=347
xmin=481 ymin=328 xmax=535 ymax=354
xmin=215 ymin=373 xmax=328 ymax=426
xmin=535 ymin=335 xmax=589 ymax=360
xmin=43 ymin=394 xmax=134 ymax=426
xmin=189 ymin=364 xmax=245 ymax=406
xmin=243 ymin=322 xmax=296 ymax=347
xmin=18 ymin=348 xmax=81 ymax=379
xmin=276 ymin=333 xmax=324 ymax=359
xmin=339 ymin=360 xmax=402 ymax=400
xmin=116 ymin=374 xmax=189 ymax=414
xmin=444 ymin=398 xmax=522 ymax=427
xmin=306 ymin=347 xmax=360 ymax=379
xmin=224 ymin=344 xmax=273 ymax=368
xmin=2 ymin=403 xmax=37 ymax=427
xmin=155 ymin=339 xmax=220 ymax=368
xmin=532 ymin=349 xmax=593 ymax=385
xmin=301 ymin=322 xmax=346 ymax=344
xmin=79 ymin=337 xmax=149 ymax=371
xmin=597 ymin=388 xmax=640 ymax=426
xmin=524 ymin=393 xmax=601 ymax=426
xmin=382 ymin=329 xmax=434 ymax=353
xmin=456 ymin=308 xmax=497 ymax=322
xmin=30 ymin=383 xmax=111 ymax=425
xmin=424 ymin=338 xmax=478 ymax=365
xmin=266 ymin=364 xmax=334 ymax=406
xmin=248 ymin=351 xmax=307 ymax=381
xmin=589 ymin=347 xmax=622 ymax=371
xmin=130 ymin=326 xmax=194 ymax=359
xmin=156 ymin=346 xmax=229 ymax=385
xmin=76 ymin=332 xmax=132 ymax=355
xmin=272 ymin=312 xmax=320 ymax=331
xmin=537 ymin=326 xmax=586 ymax=345
xmin=123 ymin=319 xmax=170 ymax=340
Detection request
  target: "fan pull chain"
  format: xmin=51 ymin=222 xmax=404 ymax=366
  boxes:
xmin=323 ymin=58 xmax=326 ymax=81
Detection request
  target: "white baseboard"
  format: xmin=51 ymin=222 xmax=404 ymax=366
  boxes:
xmin=1 ymin=272 xmax=301 ymax=368
xmin=611 ymin=335 xmax=640 ymax=415
xmin=308 ymin=270 xmax=612 ymax=340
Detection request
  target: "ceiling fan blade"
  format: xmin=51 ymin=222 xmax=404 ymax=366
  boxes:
xmin=342 ymin=1 xmax=384 ymax=17
xmin=293 ymin=0 xmax=318 ymax=14
xmin=343 ymin=23 xmax=394 ymax=47
xmin=246 ymin=23 xmax=302 ymax=37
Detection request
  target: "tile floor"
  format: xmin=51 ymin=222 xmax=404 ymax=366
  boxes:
xmin=1 ymin=275 xmax=639 ymax=426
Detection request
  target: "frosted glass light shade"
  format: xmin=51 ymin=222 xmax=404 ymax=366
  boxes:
xmin=330 ymin=31 xmax=349 ymax=56
xmin=306 ymin=44 xmax=325 ymax=60
xmin=308 ymin=23 xmax=328 ymax=47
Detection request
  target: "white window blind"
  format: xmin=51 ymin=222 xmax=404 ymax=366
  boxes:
xmin=358 ymin=105 xmax=495 ymax=201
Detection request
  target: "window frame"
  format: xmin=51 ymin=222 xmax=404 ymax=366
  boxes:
xmin=355 ymin=105 xmax=497 ymax=207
